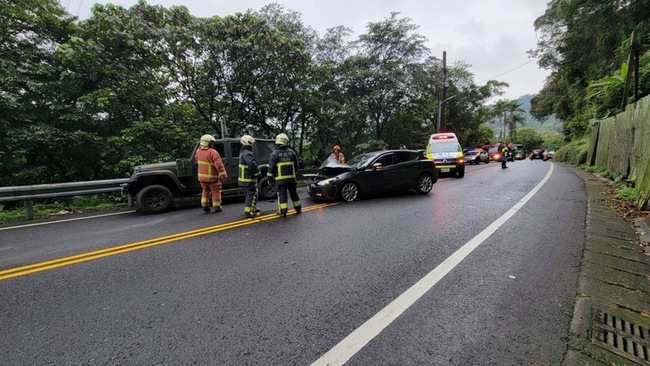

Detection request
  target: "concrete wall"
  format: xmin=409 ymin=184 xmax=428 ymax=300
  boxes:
xmin=588 ymin=95 xmax=650 ymax=210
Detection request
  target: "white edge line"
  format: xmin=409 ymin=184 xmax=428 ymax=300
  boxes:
xmin=311 ymin=163 xmax=555 ymax=366
xmin=0 ymin=211 xmax=134 ymax=231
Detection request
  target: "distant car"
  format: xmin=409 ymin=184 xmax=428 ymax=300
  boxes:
xmin=547 ymin=151 xmax=555 ymax=159
xmin=514 ymin=150 xmax=524 ymax=160
xmin=487 ymin=146 xmax=503 ymax=162
xmin=304 ymin=150 xmax=437 ymax=202
xmin=529 ymin=149 xmax=548 ymax=160
xmin=464 ymin=150 xmax=489 ymax=165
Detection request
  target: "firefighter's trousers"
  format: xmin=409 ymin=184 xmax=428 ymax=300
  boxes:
xmin=276 ymin=181 xmax=301 ymax=214
xmin=243 ymin=184 xmax=258 ymax=213
xmin=200 ymin=181 xmax=222 ymax=207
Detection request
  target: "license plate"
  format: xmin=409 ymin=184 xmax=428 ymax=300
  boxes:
xmin=441 ymin=168 xmax=450 ymax=173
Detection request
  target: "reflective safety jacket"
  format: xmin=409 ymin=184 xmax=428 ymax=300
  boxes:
xmin=194 ymin=147 xmax=227 ymax=183
xmin=267 ymin=144 xmax=298 ymax=184
xmin=238 ymin=146 xmax=260 ymax=187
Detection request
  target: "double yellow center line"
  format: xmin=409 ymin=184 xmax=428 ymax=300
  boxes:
xmin=0 ymin=203 xmax=336 ymax=281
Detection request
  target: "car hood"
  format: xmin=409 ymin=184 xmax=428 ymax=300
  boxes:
xmin=304 ymin=157 xmax=355 ymax=178
xmin=133 ymin=161 xmax=177 ymax=174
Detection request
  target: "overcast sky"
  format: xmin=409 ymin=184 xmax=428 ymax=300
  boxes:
xmin=63 ymin=0 xmax=552 ymax=101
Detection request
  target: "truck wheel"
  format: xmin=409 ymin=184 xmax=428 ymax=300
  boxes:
xmin=258 ymin=176 xmax=277 ymax=200
xmin=137 ymin=184 xmax=174 ymax=214
xmin=456 ymin=167 xmax=465 ymax=178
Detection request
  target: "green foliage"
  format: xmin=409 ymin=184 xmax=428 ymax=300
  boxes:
xmin=530 ymin=0 xmax=650 ymax=138
xmin=1 ymin=1 xmax=514 ymax=185
xmin=513 ymin=127 xmax=545 ymax=153
xmin=461 ymin=124 xmax=495 ymax=148
xmin=616 ymin=186 xmax=639 ymax=202
xmin=555 ymin=138 xmax=589 ymax=165
xmin=382 ymin=107 xmax=429 ymax=150
xmin=582 ymin=165 xmax=599 ymax=173
xmin=0 ymin=194 xmax=125 ymax=224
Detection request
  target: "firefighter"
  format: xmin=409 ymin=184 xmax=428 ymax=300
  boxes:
xmin=267 ymin=133 xmax=301 ymax=217
xmin=238 ymin=135 xmax=262 ymax=218
xmin=330 ymin=145 xmax=345 ymax=164
xmin=195 ymin=134 xmax=227 ymax=213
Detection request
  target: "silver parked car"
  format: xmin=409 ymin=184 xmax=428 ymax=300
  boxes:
xmin=464 ymin=150 xmax=490 ymax=165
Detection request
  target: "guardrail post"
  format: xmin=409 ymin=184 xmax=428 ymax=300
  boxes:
xmin=24 ymin=200 xmax=34 ymax=220
xmin=127 ymin=194 xmax=133 ymax=207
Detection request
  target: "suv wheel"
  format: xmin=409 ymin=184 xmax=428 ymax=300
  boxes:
xmin=258 ymin=176 xmax=277 ymax=200
xmin=137 ymin=184 xmax=174 ymax=214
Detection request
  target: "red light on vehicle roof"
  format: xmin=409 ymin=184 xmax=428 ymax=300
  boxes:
xmin=432 ymin=134 xmax=454 ymax=139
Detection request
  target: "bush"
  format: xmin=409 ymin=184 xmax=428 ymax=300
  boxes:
xmin=555 ymin=138 xmax=588 ymax=165
xmin=0 ymin=194 xmax=126 ymax=224
xmin=616 ymin=186 xmax=639 ymax=202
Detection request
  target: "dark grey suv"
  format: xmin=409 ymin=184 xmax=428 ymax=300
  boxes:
xmin=121 ymin=138 xmax=277 ymax=214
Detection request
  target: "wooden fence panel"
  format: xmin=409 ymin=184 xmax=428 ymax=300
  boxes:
xmin=590 ymin=96 xmax=650 ymax=209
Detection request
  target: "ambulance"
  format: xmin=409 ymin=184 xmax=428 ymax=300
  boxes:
xmin=425 ymin=132 xmax=465 ymax=178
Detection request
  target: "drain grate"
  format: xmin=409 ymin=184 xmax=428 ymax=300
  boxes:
xmin=591 ymin=307 xmax=650 ymax=365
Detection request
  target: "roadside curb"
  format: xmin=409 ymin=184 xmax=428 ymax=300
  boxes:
xmin=563 ymin=166 xmax=650 ymax=366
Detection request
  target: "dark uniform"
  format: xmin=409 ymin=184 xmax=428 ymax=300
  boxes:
xmin=238 ymin=144 xmax=261 ymax=218
xmin=501 ymin=146 xmax=509 ymax=169
xmin=267 ymin=141 xmax=301 ymax=217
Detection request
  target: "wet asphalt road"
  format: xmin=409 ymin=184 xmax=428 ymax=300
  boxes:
xmin=0 ymin=159 xmax=586 ymax=365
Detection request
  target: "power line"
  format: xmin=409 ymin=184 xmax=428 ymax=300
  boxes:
xmin=477 ymin=59 xmax=536 ymax=84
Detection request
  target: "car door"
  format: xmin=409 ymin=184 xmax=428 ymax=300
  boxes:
xmin=362 ymin=152 xmax=399 ymax=194
xmin=222 ymin=142 xmax=241 ymax=189
xmin=480 ymin=150 xmax=489 ymax=163
xmin=393 ymin=151 xmax=420 ymax=188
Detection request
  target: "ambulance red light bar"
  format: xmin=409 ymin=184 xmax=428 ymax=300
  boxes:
xmin=432 ymin=133 xmax=455 ymax=140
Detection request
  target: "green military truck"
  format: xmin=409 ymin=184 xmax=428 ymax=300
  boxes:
xmin=121 ymin=138 xmax=277 ymax=214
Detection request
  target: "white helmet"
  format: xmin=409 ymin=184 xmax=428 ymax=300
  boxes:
xmin=275 ymin=133 xmax=289 ymax=145
xmin=240 ymin=135 xmax=255 ymax=146
xmin=200 ymin=134 xmax=216 ymax=147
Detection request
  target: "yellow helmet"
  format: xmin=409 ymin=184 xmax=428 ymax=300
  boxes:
xmin=275 ymin=133 xmax=289 ymax=145
xmin=240 ymin=135 xmax=255 ymax=146
xmin=200 ymin=134 xmax=216 ymax=147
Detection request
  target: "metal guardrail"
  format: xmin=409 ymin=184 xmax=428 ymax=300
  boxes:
xmin=0 ymin=178 xmax=130 ymax=220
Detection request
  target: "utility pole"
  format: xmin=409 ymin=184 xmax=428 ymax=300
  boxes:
xmin=437 ymin=51 xmax=447 ymax=133
xmin=220 ymin=116 xmax=228 ymax=138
